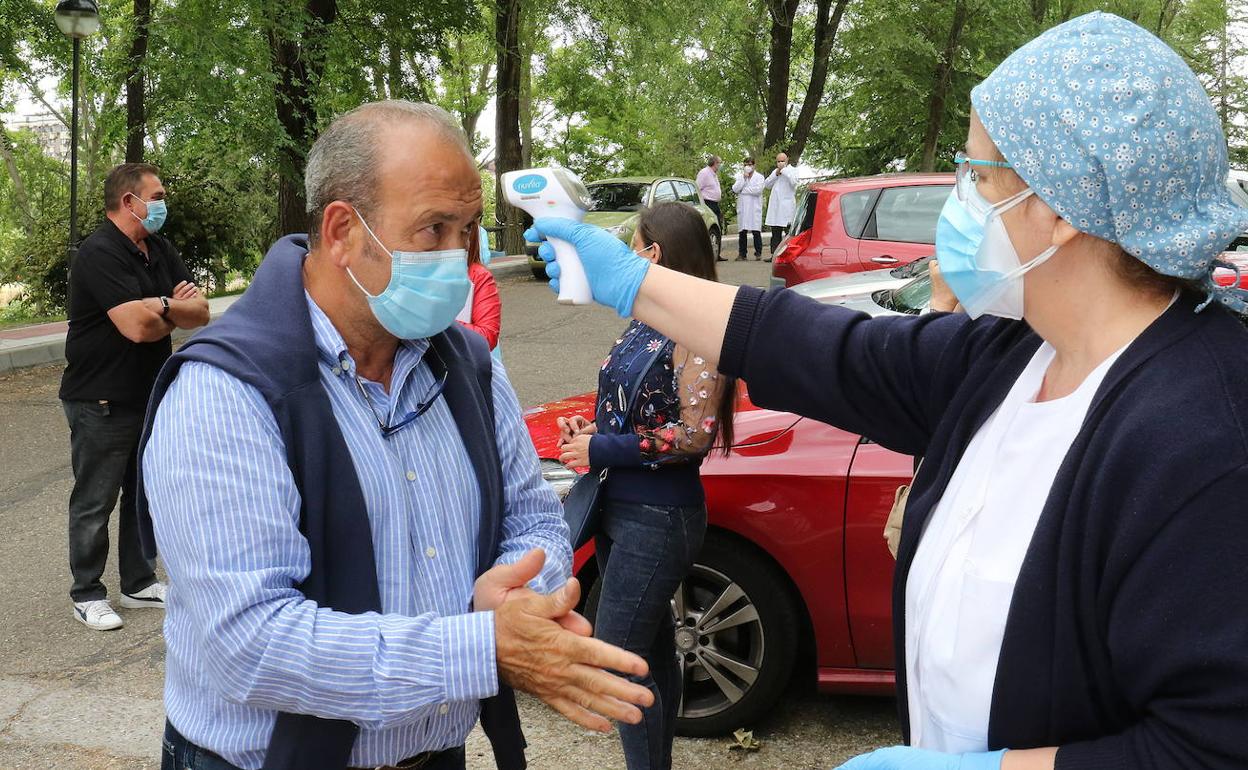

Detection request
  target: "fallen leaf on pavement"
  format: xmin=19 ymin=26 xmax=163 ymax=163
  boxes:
xmin=728 ymin=728 xmax=763 ymax=752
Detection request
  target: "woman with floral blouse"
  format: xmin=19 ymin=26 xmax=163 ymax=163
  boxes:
xmin=557 ymin=202 xmax=736 ymax=770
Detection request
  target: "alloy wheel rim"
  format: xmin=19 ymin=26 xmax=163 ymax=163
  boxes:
xmin=671 ymin=563 xmax=766 ymax=720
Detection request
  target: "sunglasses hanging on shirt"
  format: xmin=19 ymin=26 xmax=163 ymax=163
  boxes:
xmin=344 ymin=344 xmax=448 ymax=438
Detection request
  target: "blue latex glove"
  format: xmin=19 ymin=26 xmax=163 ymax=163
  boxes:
xmin=835 ymin=747 xmax=1007 ymax=770
xmin=523 ymin=217 xmax=651 ymax=317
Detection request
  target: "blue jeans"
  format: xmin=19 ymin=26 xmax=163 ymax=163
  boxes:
xmin=161 ymin=721 xmax=467 ymax=770
xmin=594 ymin=500 xmax=707 ymax=770
xmin=162 ymin=722 xmax=245 ymax=770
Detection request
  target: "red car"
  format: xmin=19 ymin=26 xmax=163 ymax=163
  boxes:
xmin=770 ymin=173 xmax=954 ymax=289
xmin=524 ymin=388 xmax=912 ymax=737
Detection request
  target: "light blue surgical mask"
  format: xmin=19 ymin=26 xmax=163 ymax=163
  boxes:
xmin=348 ymin=210 xmax=471 ymax=339
xmin=934 ymin=182 xmax=1056 ymax=320
xmin=128 ymin=194 xmax=167 ymax=234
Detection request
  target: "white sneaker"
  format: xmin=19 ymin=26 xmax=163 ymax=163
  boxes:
xmin=120 ymin=582 xmax=167 ymax=609
xmin=73 ymin=600 xmax=123 ymax=631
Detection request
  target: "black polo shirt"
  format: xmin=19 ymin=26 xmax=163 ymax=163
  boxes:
xmin=59 ymin=219 xmax=192 ymax=404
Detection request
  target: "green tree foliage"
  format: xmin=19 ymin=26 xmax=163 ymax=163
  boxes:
xmin=0 ymin=0 xmax=1242 ymax=314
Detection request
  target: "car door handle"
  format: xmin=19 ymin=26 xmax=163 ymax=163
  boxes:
xmin=871 ymin=256 xmax=900 ymax=264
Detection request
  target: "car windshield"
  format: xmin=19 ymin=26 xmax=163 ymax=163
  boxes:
xmin=587 ymin=183 xmax=648 ymax=212
xmin=889 ymin=255 xmax=933 ymax=279
xmin=872 ymin=273 xmax=932 ymax=315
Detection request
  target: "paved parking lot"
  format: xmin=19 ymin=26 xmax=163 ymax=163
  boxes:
xmin=0 ymin=257 xmax=899 ymax=768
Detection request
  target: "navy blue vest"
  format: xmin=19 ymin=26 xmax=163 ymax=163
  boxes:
xmin=135 ymin=235 xmax=526 ymax=770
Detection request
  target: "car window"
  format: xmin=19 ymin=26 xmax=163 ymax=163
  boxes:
xmin=676 ymin=181 xmax=700 ymax=203
xmin=868 ymin=185 xmax=951 ymax=244
xmin=791 ymin=190 xmax=818 ymax=235
xmin=652 ymin=181 xmax=679 ymax=203
xmin=839 ymin=190 xmax=875 ymax=239
xmin=1229 ymin=178 xmax=1248 ymax=209
xmin=587 ymin=183 xmax=649 ymax=212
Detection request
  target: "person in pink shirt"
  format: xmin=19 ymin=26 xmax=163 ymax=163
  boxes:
xmin=695 ymin=155 xmax=724 ymax=261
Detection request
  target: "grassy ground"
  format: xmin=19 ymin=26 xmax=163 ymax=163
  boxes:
xmin=0 ymin=300 xmax=63 ymax=330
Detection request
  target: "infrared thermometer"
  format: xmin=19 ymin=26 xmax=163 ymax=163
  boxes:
xmin=503 ymin=167 xmax=594 ymax=305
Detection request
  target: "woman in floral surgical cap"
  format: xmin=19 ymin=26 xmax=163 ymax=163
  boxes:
xmin=526 ymin=11 xmax=1248 ymax=770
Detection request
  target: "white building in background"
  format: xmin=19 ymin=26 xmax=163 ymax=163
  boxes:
xmin=1 ymin=112 xmax=70 ymax=162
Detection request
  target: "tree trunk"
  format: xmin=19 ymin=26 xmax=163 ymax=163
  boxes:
xmin=405 ymin=54 xmax=436 ymax=103
xmin=460 ymin=59 xmax=493 ymax=154
xmin=520 ymin=48 xmax=532 ymax=167
xmin=762 ymin=0 xmax=800 ymax=153
xmin=1156 ymin=0 xmax=1178 ymax=36
xmin=146 ymin=118 xmax=162 ymax=154
xmin=919 ymin=0 xmax=968 ymax=172
xmin=495 ymin=0 xmax=525 ymax=253
xmin=268 ymin=0 xmax=337 ymax=236
xmin=788 ymin=0 xmax=850 ymax=161
xmin=387 ymin=42 xmax=403 ymax=99
xmin=1030 ymin=0 xmax=1049 ymax=26
xmin=124 ymin=0 xmax=152 ymax=163
xmin=0 ymin=121 xmax=34 ymax=235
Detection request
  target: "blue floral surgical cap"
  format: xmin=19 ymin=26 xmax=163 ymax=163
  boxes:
xmin=972 ymin=12 xmax=1248 ymax=312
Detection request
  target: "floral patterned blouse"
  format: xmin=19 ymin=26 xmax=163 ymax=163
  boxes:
xmin=591 ymin=320 xmax=727 ymax=470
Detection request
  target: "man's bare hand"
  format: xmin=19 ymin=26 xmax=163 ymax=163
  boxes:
xmin=475 ymin=548 xmax=548 ymax=612
xmin=496 ymin=572 xmax=654 ymax=733
xmin=173 ymin=281 xmax=201 ymax=300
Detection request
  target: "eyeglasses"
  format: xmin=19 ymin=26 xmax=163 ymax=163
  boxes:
xmin=953 ymin=150 xmax=1012 ymax=202
xmin=346 ymin=345 xmax=448 ymax=438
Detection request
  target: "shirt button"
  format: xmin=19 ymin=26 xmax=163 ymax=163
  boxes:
xmin=406 ymin=470 xmax=417 ymax=481
xmin=426 ymin=546 xmax=437 ymax=558
xmin=438 ymin=703 xmax=450 ymax=715
xmin=331 ymin=366 xmax=342 ymax=376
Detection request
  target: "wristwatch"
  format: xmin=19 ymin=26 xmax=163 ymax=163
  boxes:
xmin=159 ymin=296 xmax=170 ymax=317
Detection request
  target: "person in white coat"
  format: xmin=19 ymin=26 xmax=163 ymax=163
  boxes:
xmin=764 ymin=153 xmax=799 ymax=262
xmin=732 ymin=158 xmax=765 ymax=260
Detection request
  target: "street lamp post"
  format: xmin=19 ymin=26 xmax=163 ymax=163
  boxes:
xmin=54 ymin=0 xmax=100 ymax=269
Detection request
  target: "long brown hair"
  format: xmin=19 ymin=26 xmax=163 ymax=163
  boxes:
xmin=636 ymin=202 xmax=738 ymax=454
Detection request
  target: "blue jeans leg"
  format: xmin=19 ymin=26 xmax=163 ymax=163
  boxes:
xmin=162 ymin=721 xmax=245 ymax=770
xmin=594 ymin=501 xmax=707 ymax=770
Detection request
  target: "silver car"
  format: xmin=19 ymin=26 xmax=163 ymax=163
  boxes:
xmin=789 ymin=256 xmax=934 ymax=316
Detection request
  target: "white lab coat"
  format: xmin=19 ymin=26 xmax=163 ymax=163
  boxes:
xmin=732 ymin=171 xmax=766 ymax=232
xmin=764 ymin=166 xmax=799 ymax=228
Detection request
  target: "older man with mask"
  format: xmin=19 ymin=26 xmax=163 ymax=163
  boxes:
xmin=763 ymin=153 xmax=799 ymax=262
xmin=137 ymin=101 xmax=653 ymax=770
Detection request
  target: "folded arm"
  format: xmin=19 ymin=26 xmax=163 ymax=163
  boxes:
xmin=166 ymin=281 xmax=210 ymax=329
xmin=108 ymin=299 xmax=175 ymax=343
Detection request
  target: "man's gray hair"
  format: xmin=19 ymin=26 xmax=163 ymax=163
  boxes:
xmin=304 ymin=100 xmax=471 ymax=242
xmin=706 ymin=154 xmax=720 ymax=166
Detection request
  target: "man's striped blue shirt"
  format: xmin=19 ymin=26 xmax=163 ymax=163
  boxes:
xmin=143 ymin=295 xmax=570 ymax=769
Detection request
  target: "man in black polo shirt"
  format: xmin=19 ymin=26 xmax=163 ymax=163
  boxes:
xmin=59 ymin=163 xmax=209 ymax=631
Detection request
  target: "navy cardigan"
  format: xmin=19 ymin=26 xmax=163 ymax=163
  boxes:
xmin=719 ymin=286 xmax=1248 ymax=770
